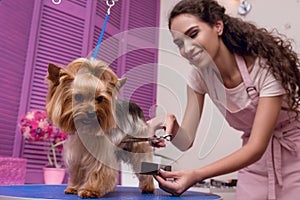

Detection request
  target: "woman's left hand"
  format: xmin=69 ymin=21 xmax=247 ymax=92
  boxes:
xmin=153 ymin=169 xmax=200 ymax=196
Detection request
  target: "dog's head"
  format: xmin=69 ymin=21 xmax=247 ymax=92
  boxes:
xmin=46 ymin=58 xmax=126 ymax=134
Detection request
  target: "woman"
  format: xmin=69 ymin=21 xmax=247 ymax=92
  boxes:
xmin=148 ymin=0 xmax=300 ymax=199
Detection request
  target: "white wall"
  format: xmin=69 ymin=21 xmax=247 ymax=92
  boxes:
xmin=221 ymin=0 xmax=300 ymax=52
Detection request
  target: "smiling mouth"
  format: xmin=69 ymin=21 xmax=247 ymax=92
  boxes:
xmin=189 ymin=49 xmax=203 ymax=63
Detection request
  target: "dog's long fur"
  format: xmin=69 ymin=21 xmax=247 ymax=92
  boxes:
xmin=46 ymin=58 xmax=155 ymax=198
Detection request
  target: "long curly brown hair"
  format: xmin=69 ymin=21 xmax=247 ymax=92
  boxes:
xmin=168 ymin=0 xmax=300 ymax=115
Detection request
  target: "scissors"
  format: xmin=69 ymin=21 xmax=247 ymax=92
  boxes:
xmin=121 ymin=134 xmax=172 ymax=146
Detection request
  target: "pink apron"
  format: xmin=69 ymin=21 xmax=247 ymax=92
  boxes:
xmin=213 ymin=55 xmax=300 ymax=199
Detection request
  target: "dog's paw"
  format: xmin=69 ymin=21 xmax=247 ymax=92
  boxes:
xmin=141 ymin=183 xmax=155 ymax=194
xmin=64 ymin=186 xmax=78 ymax=194
xmin=138 ymin=175 xmax=155 ymax=194
xmin=78 ymin=189 xmax=102 ymax=198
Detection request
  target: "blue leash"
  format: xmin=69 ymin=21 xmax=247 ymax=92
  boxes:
xmin=92 ymin=13 xmax=110 ymax=59
xmin=92 ymin=0 xmax=116 ymax=59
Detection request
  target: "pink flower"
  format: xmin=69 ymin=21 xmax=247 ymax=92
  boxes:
xmin=19 ymin=110 xmax=68 ymax=168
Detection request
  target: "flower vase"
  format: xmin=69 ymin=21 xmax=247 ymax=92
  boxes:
xmin=43 ymin=167 xmax=65 ymax=184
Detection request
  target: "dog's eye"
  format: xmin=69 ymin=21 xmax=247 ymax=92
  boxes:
xmin=74 ymin=94 xmax=84 ymax=102
xmin=96 ymin=96 xmax=103 ymax=103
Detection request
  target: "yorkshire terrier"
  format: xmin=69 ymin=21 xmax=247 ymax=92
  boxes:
xmin=45 ymin=58 xmax=155 ymax=198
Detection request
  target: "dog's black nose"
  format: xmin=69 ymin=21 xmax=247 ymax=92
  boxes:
xmin=87 ymin=111 xmax=96 ymax=118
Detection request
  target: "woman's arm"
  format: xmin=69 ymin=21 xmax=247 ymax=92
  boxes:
xmin=147 ymin=86 xmax=204 ymax=150
xmin=171 ymin=86 xmax=205 ymax=151
xmin=155 ymin=95 xmax=283 ymax=195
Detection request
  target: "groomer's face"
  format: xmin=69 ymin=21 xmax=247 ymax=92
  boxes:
xmin=170 ymin=14 xmax=223 ymax=68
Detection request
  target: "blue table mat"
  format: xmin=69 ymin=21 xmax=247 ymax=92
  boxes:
xmin=0 ymin=184 xmax=221 ymax=199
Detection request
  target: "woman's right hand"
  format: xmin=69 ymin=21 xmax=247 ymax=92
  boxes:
xmin=147 ymin=114 xmax=179 ymax=148
xmin=154 ymin=169 xmax=200 ymax=196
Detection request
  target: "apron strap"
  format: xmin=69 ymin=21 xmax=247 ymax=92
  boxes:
xmin=234 ymin=54 xmax=259 ymax=100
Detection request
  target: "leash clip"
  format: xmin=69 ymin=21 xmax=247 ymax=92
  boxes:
xmin=106 ymin=0 xmax=117 ymax=15
xmin=52 ymin=0 xmax=62 ymax=5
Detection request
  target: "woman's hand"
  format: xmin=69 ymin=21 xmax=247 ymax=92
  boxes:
xmin=147 ymin=114 xmax=179 ymax=148
xmin=153 ymin=169 xmax=200 ymax=196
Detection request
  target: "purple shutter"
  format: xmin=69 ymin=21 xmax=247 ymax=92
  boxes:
xmin=20 ymin=0 xmax=92 ymax=183
xmin=0 ymin=0 xmax=35 ymax=157
xmin=121 ymin=0 xmax=160 ymax=120
xmin=121 ymin=48 xmax=158 ymax=120
xmin=1 ymin=0 xmax=160 ymax=183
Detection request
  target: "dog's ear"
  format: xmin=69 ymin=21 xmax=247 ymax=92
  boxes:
xmin=116 ymin=77 xmax=127 ymax=90
xmin=101 ymin=70 xmax=114 ymax=81
xmin=47 ymin=63 xmax=62 ymax=85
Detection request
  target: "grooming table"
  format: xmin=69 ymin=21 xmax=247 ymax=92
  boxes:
xmin=0 ymin=184 xmax=221 ymax=199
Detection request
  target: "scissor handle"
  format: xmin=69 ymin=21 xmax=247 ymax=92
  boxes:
xmin=154 ymin=134 xmax=172 ymax=141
